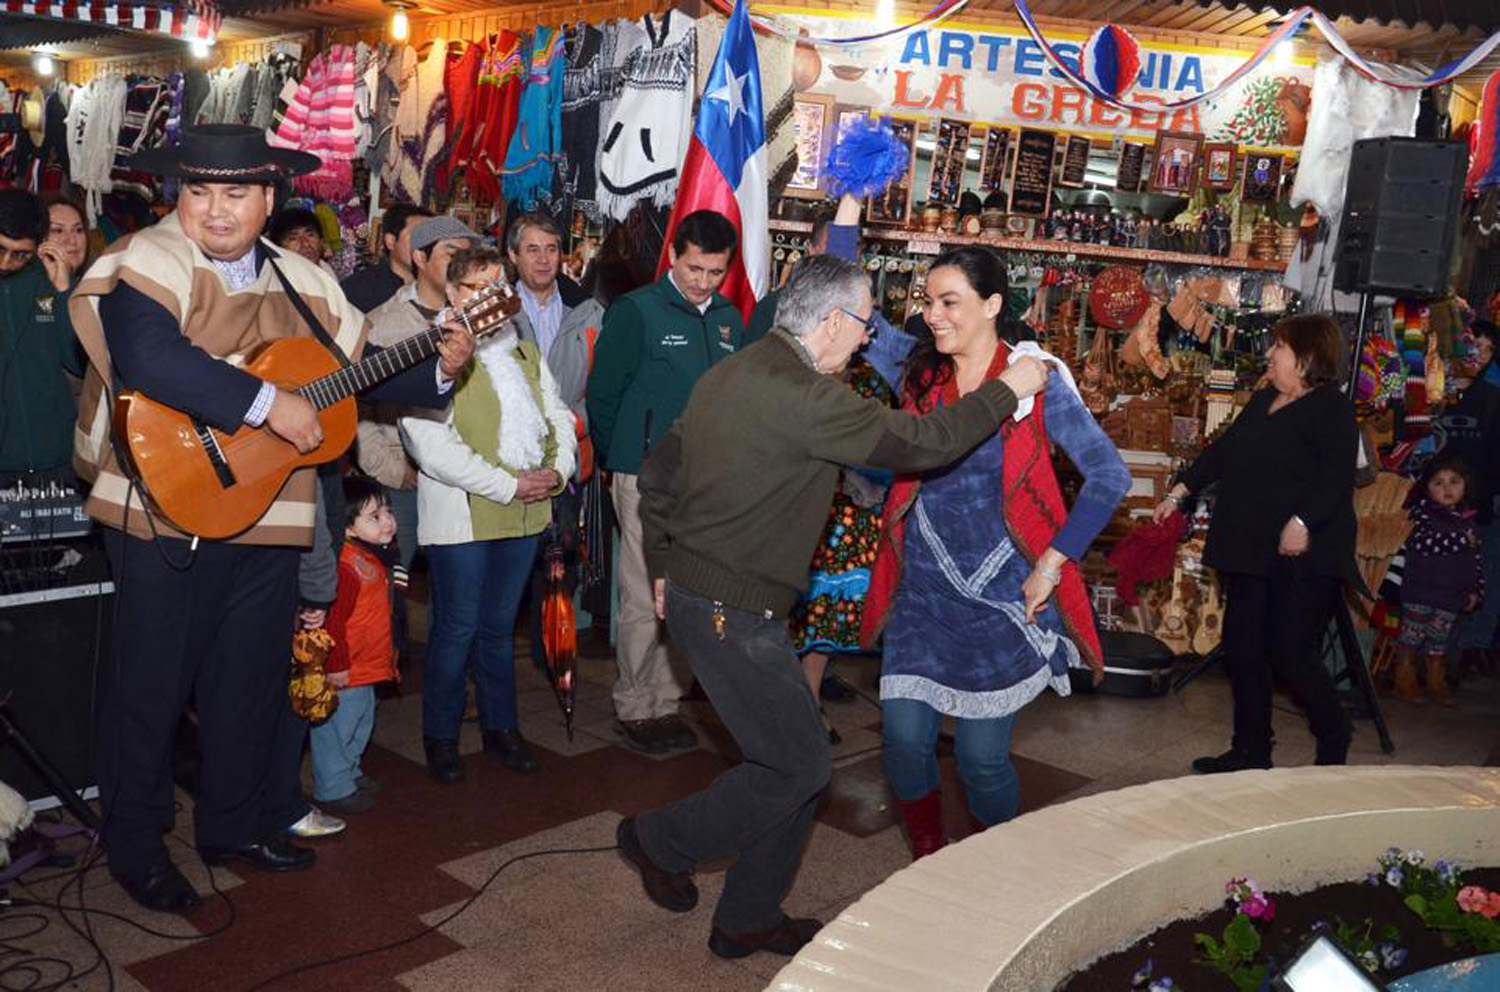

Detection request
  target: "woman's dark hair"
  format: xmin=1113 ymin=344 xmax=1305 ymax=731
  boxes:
xmin=42 ymin=194 xmax=86 ymax=229
xmin=903 ymin=246 xmax=1033 ymax=402
xmin=1472 ymin=320 xmax=1498 ymax=372
xmin=1273 ymin=313 xmax=1347 ymax=388
xmin=267 ymin=207 xmax=321 ymax=247
xmin=582 ymin=223 xmax=651 ymax=308
xmin=0 ymin=188 xmax=46 ymax=243
xmin=1415 ymin=450 xmax=1476 ymax=510
xmin=342 ymin=475 xmax=389 ymax=527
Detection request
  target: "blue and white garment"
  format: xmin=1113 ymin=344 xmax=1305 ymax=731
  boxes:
xmin=881 ymin=367 xmax=1130 ymax=719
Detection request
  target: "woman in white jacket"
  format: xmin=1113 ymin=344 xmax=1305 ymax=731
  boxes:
xmin=400 ymin=247 xmax=576 ymax=785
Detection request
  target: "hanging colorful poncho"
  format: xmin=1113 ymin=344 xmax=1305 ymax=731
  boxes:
xmin=270 ymin=44 xmax=359 ymax=200
xmin=436 ymin=39 xmax=483 ymax=193
xmin=502 ymin=26 xmax=565 ymax=208
xmin=464 ymin=31 xmax=525 ymax=204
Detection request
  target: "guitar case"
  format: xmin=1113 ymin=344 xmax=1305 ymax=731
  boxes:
xmin=1069 ymin=631 xmax=1175 ymax=698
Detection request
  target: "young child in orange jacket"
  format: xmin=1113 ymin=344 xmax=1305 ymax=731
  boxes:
xmin=311 ymin=476 xmax=401 ymax=815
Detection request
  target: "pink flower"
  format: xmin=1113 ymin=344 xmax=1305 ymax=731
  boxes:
xmin=1484 ymin=893 xmax=1500 ymax=920
xmin=1243 ymin=893 xmax=1276 ymax=922
xmin=1457 ymin=886 xmax=1493 ymax=914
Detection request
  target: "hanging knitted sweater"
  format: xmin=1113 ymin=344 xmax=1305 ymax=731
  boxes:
xmin=502 ymin=27 xmax=566 ymax=209
xmin=68 ymin=74 xmax=128 ymax=219
xmin=560 ymin=22 xmax=613 ymax=221
xmin=369 ymin=44 xmax=415 ymax=176
xmin=597 ymin=11 xmax=696 ymax=222
xmin=436 ymin=40 xmax=483 ymax=192
xmin=468 ymin=31 xmax=526 ymax=204
xmin=109 ymin=78 xmax=172 ymax=201
xmin=271 ymin=45 xmax=360 ymax=200
xmin=383 ymin=39 xmax=448 ymax=206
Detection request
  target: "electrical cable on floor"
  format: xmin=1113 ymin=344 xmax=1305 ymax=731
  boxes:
xmin=243 ymin=843 xmax=619 ymax=991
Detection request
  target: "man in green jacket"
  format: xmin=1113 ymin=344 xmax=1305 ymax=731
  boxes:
xmin=0 ymin=189 xmax=82 ymax=484
xmin=614 ymin=254 xmax=1047 ymax=959
xmin=586 ymin=209 xmax=745 ymax=755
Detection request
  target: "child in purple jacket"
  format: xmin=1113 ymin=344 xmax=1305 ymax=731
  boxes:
xmin=1382 ymin=453 xmax=1485 ymax=705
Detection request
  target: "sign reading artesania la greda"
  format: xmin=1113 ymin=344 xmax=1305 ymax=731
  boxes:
xmin=773 ymin=9 xmax=1313 ymax=150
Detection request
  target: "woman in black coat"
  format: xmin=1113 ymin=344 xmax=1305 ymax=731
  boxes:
xmin=1154 ymin=314 xmax=1358 ymax=773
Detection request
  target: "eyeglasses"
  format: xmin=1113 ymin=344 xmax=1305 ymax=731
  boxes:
xmin=837 ymin=307 xmax=878 ymax=339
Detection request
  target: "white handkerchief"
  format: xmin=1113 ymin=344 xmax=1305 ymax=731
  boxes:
xmin=1008 ymin=340 xmax=1080 ymax=422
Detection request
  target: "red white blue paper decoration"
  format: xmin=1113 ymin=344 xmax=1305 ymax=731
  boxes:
xmin=1079 ymin=25 xmax=1141 ymax=102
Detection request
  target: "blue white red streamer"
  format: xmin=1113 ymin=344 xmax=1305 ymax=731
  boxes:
xmin=1013 ymin=1 xmax=1500 ymax=110
xmin=704 ymin=0 xmax=971 ymax=48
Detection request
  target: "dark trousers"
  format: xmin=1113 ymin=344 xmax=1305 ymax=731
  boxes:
xmin=264 ymin=703 xmax=310 ymax=835
xmin=636 ymin=581 xmax=832 ymax=933
xmin=1221 ymin=560 xmax=1350 ymax=761
xmin=98 ymin=530 xmax=298 ymax=881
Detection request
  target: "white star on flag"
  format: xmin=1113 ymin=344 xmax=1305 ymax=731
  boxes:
xmin=709 ymin=68 xmax=747 ymax=125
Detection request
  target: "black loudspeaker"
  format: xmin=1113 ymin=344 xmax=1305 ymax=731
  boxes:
xmin=0 ymin=581 xmax=110 ymax=804
xmin=1334 ymin=137 xmax=1466 ymax=298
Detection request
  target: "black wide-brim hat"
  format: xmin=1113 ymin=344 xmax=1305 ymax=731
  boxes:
xmin=125 ymin=124 xmax=321 ymax=183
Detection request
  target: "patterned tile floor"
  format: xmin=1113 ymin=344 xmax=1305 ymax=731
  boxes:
xmin=11 ymin=615 xmax=1500 ymax=991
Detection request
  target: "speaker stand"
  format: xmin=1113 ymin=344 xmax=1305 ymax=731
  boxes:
xmin=1346 ymin=290 xmax=1375 ymax=397
xmin=0 ymin=700 xmax=100 ymax=831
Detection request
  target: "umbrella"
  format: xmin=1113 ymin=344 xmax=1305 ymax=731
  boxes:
xmin=540 ymin=545 xmax=578 ymax=739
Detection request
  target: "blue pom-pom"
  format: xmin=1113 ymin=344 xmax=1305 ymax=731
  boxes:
xmin=824 ymin=116 xmax=910 ymax=199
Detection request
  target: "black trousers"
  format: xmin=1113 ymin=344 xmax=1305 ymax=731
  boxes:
xmin=636 ymin=581 xmax=831 ymax=932
xmin=99 ymin=530 xmax=298 ymax=881
xmin=1221 ymin=559 xmax=1350 ymax=761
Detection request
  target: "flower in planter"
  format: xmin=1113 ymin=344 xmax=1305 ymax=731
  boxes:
xmin=1385 ymin=866 xmax=1404 ymax=888
xmin=1130 ymin=957 xmax=1176 ymax=991
xmin=1435 ymin=860 xmax=1461 ymax=885
xmin=1404 ymin=850 xmax=1426 ymax=867
xmin=1242 ymin=892 xmax=1276 ymax=923
xmin=1378 ymin=942 xmax=1408 ymax=970
xmin=1457 ymin=885 xmax=1500 ymax=919
xmin=1359 ymin=949 xmax=1380 ymax=973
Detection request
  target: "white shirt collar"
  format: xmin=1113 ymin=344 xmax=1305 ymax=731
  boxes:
xmin=667 ymin=270 xmax=712 ymax=315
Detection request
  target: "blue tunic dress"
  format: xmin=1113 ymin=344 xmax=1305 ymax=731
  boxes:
xmin=882 ymin=369 xmax=1130 ymax=719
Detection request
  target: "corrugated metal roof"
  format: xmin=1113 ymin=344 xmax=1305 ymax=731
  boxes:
xmin=1201 ymin=1 xmax=1500 ymax=33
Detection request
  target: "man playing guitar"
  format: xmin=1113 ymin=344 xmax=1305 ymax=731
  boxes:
xmin=67 ymin=126 xmax=475 ymax=913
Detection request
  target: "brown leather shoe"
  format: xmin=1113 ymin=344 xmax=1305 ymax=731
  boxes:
xmin=708 ymin=915 xmax=823 ymax=959
xmin=616 ymin=816 xmax=697 ymax=912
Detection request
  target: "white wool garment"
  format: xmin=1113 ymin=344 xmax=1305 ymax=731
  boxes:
xmin=597 ymin=11 xmax=696 ymax=221
xmin=475 ymin=333 xmax=548 ymax=471
xmin=383 ymin=40 xmax=445 ymax=206
xmin=1284 ymin=55 xmax=1420 ymax=309
xmin=71 ymin=74 xmax=127 ymax=220
xmin=1008 ymin=340 xmax=1082 ymax=422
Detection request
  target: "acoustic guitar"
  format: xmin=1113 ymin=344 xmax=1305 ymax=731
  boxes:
xmin=115 ymin=281 xmax=521 ymax=540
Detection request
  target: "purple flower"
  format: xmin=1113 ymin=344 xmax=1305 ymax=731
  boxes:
xmin=1243 ymin=893 xmax=1276 ymax=922
xmin=1385 ymin=866 xmax=1404 ymax=888
xmin=1365 ymin=872 xmax=1382 ymax=886
xmin=1379 ymin=943 xmax=1407 ymax=970
xmin=1131 ymin=959 xmax=1154 ymax=987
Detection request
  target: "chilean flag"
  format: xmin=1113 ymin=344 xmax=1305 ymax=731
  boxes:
xmin=655 ymin=0 xmax=768 ymax=321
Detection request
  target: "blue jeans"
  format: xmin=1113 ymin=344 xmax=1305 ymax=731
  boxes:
xmin=423 ymin=535 xmax=541 ymax=740
xmin=310 ymin=685 xmax=376 ymax=802
xmin=881 ymin=698 xmax=1019 ymax=827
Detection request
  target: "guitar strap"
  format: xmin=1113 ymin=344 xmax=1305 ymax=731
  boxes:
xmin=266 ymin=253 xmax=352 ymax=369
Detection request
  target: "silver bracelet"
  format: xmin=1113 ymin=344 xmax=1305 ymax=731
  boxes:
xmin=1038 ymin=565 xmax=1063 ymax=584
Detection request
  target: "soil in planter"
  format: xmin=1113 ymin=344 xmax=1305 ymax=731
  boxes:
xmin=1059 ymin=866 xmax=1500 ymax=990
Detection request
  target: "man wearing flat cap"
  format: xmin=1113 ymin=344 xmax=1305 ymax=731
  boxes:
xmin=68 ymin=125 xmax=475 ymax=913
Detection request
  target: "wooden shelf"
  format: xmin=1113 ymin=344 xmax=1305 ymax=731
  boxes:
xmin=767 ymin=219 xmax=1288 ymax=274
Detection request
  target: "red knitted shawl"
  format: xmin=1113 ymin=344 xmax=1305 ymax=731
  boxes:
xmin=860 ymin=340 xmax=1105 ymax=677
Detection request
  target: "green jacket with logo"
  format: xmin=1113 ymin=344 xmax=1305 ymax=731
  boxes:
xmin=0 ymin=261 xmax=83 ymax=473
xmin=586 ymin=275 xmax=745 ymax=475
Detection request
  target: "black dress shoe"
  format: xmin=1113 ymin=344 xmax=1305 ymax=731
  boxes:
xmin=482 ymin=728 xmax=539 ymax=774
xmin=1191 ymin=749 xmax=1273 ymax=775
xmin=424 ymin=736 xmax=465 ymax=784
xmin=653 ymin=714 xmax=698 ymax=751
xmin=616 ymin=719 xmax=669 ymax=754
xmin=617 ymin=816 xmax=697 ymax=913
xmin=198 ymin=836 xmax=315 ymax=872
xmin=708 ymin=915 xmax=822 ymax=959
xmin=117 ymin=861 xmax=202 ymax=913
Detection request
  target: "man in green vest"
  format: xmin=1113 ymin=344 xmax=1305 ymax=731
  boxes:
xmin=586 ymin=209 xmax=744 ymax=755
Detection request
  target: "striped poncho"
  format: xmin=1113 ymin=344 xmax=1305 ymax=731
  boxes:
xmin=271 ymin=44 xmax=359 ymax=200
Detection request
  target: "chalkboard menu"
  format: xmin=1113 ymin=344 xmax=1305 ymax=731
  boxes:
xmin=926 ymin=118 xmax=971 ymax=205
xmin=1116 ymin=142 xmax=1145 ymax=192
xmin=980 ymin=127 xmax=1012 ymax=191
xmin=1059 ymin=135 xmax=1091 ymax=188
xmin=1009 ymin=129 xmax=1056 ymax=217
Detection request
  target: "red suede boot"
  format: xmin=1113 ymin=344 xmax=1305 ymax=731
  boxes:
xmin=897 ymin=791 xmax=947 ymax=860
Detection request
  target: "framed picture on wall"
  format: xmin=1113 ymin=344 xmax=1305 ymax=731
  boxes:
xmin=1241 ymin=152 xmax=1285 ymax=202
xmin=1147 ymin=130 xmax=1203 ymax=196
xmin=1202 ymin=143 xmax=1238 ymax=192
xmin=785 ymin=93 xmax=835 ymax=199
